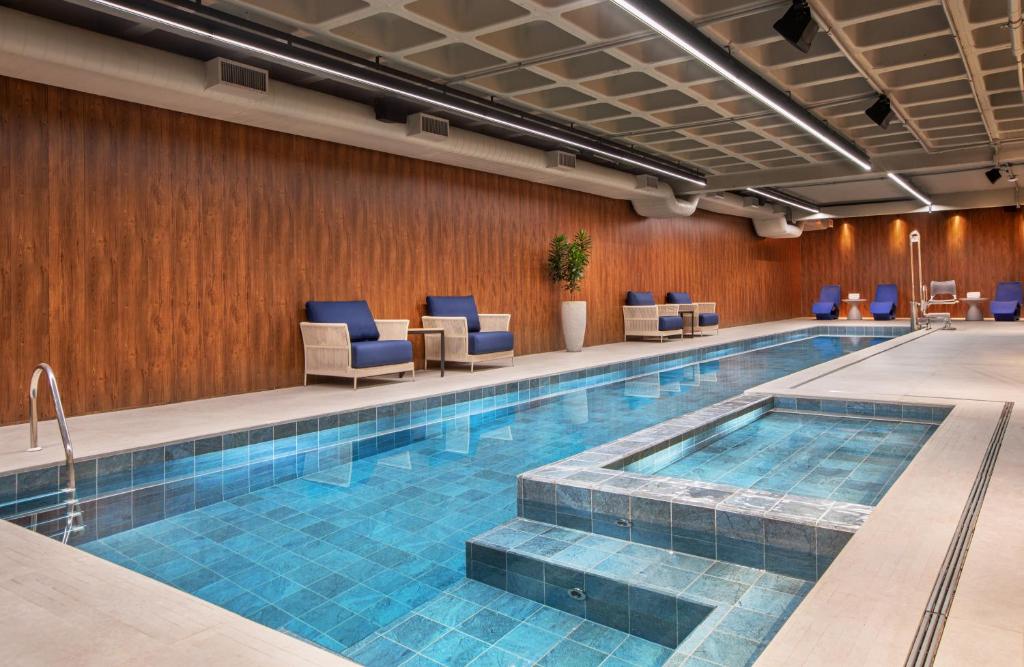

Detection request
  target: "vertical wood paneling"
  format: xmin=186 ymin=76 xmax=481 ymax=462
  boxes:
xmin=800 ymin=210 xmax=1024 ymax=318
xmin=0 ymin=75 xmax=803 ymax=425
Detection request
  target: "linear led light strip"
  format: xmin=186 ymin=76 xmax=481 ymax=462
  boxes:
xmin=81 ymin=0 xmax=706 ymax=187
xmin=610 ymin=0 xmax=872 ymax=172
xmin=887 ymin=173 xmax=932 ymax=208
xmin=744 ymin=187 xmax=819 ymax=213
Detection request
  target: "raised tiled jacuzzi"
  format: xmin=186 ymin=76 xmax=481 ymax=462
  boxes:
xmin=625 ymin=406 xmax=940 ymax=506
xmin=1 ymin=327 xmax=912 ymax=667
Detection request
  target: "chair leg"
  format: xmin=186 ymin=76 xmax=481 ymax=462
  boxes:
xmin=303 ymin=373 xmax=308 ymax=387
xmin=470 ymin=361 xmax=475 ymax=372
xmin=353 ymin=377 xmax=358 ymax=390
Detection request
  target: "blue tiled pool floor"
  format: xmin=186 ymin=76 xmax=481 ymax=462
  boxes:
xmin=649 ymin=411 xmax=937 ymax=506
xmin=76 ymin=336 xmax=886 ymax=666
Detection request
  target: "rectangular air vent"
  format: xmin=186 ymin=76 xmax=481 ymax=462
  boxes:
xmin=545 ymin=150 xmax=577 ymax=170
xmin=205 ymin=57 xmax=268 ymax=96
xmin=407 ymin=113 xmax=449 ymax=141
xmin=635 ymin=174 xmax=660 ymax=191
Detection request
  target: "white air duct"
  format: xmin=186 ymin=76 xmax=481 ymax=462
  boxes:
xmin=752 ymin=216 xmax=804 ymax=239
xmin=0 ymin=7 xmax=700 ymax=219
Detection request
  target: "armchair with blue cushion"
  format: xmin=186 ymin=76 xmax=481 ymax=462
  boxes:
xmin=666 ymin=291 xmax=719 ymax=335
xmin=422 ymin=295 xmax=513 ymax=371
xmin=300 ymin=300 xmax=414 ymax=388
xmin=811 ymin=285 xmax=841 ymax=320
xmin=623 ymin=291 xmax=683 ymax=342
xmin=869 ymin=283 xmax=898 ymax=320
xmin=991 ymin=281 xmax=1022 ymax=321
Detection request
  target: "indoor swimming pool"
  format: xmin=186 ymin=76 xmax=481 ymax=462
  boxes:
xmin=52 ymin=335 xmax=890 ymax=665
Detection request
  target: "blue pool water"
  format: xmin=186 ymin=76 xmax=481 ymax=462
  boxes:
xmin=638 ymin=411 xmax=937 ymax=506
xmin=77 ymin=335 xmax=886 ymax=666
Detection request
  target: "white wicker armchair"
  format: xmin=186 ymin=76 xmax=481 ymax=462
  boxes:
xmin=421 ymin=313 xmax=513 ymax=371
xmin=299 ymin=318 xmax=414 ymax=388
xmin=623 ymin=303 xmax=684 ymax=341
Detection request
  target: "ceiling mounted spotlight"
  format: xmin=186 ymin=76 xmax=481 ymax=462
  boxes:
xmin=986 ymin=167 xmax=1003 ymax=184
xmin=865 ymin=95 xmax=894 ymax=129
xmin=773 ymin=1 xmax=818 ymax=54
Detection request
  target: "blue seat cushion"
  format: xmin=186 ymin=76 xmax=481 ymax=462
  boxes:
xmin=427 ymin=295 xmax=481 ymax=332
xmin=626 ymin=291 xmax=656 ymax=306
xmin=658 ymin=315 xmax=683 ymax=331
xmin=698 ymin=313 xmax=719 ymax=327
xmin=468 ymin=331 xmax=514 ymax=355
xmin=306 ymin=300 xmax=379 ymax=342
xmin=870 ymin=301 xmax=895 ymax=320
xmin=350 ymin=340 xmax=413 ymax=369
xmin=991 ymin=301 xmax=1021 ymax=320
xmin=811 ymin=301 xmax=838 ymax=318
xmin=666 ymin=292 xmax=692 ymax=305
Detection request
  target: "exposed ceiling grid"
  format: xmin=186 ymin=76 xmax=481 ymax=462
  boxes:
xmin=201 ymin=0 xmax=1022 ymax=205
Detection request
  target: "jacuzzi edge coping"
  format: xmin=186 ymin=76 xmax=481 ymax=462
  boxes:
xmin=515 ymin=395 xmax=952 ymax=579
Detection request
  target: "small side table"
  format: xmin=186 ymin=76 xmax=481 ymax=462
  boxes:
xmin=842 ymin=299 xmax=866 ymax=320
xmin=408 ymin=327 xmax=445 ymax=377
xmin=962 ymin=297 xmax=988 ymax=321
xmin=679 ymin=310 xmax=696 ymax=338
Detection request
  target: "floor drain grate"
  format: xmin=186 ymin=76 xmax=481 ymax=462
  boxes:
xmin=904 ymin=401 xmax=1013 ymax=667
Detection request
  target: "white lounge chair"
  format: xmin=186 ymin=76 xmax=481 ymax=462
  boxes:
xmin=623 ymin=291 xmax=684 ymax=342
xmin=422 ymin=295 xmax=513 ymax=372
xmin=301 ymin=300 xmax=414 ymax=388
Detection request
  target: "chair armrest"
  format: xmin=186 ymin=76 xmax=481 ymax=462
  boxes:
xmin=657 ymin=304 xmax=678 ymax=316
xmin=421 ymin=316 xmax=469 ymax=337
xmin=300 ymin=322 xmax=351 ymax=348
xmin=479 ymin=313 xmax=511 ymax=332
xmin=374 ymin=319 xmax=410 ymax=340
xmin=622 ymin=305 xmax=658 ymax=318
xmin=694 ymin=301 xmax=716 ymax=312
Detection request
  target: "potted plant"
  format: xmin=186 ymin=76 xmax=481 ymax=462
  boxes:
xmin=547 ymin=229 xmax=592 ymax=352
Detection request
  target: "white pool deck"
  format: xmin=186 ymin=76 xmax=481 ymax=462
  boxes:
xmin=0 ymin=318 xmax=1020 ymax=666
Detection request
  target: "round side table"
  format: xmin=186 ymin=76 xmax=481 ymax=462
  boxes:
xmin=842 ymin=299 xmax=866 ymax=320
xmin=962 ymin=297 xmax=988 ymax=321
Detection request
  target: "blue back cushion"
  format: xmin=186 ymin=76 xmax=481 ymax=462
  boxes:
xmin=666 ymin=292 xmax=692 ymax=305
xmin=306 ymin=301 xmax=379 ymax=342
xmin=426 ymin=295 xmax=481 ymax=332
xmin=995 ymin=281 xmax=1022 ymax=303
xmin=819 ymin=285 xmax=841 ymax=305
xmin=626 ymin=291 xmax=655 ymax=306
xmin=874 ymin=283 xmax=898 ymax=304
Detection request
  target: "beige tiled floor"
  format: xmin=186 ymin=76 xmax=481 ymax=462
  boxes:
xmin=754 ymin=321 xmax=1024 ymax=666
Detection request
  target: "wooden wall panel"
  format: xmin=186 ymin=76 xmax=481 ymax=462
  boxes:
xmin=800 ymin=210 xmax=1024 ymax=319
xmin=0 ymin=75 xmax=803 ymax=425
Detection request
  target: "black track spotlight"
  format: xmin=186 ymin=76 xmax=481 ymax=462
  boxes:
xmin=865 ymin=95 xmax=894 ymax=129
xmin=773 ymin=1 xmax=818 ymax=54
xmin=986 ymin=167 xmax=1003 ymax=184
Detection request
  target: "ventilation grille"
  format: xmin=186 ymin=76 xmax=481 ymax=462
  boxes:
xmin=407 ymin=113 xmax=450 ymax=141
xmin=545 ymin=150 xmax=577 ymax=170
xmin=635 ymin=174 xmax=660 ymax=191
xmin=205 ymin=57 xmax=268 ymax=96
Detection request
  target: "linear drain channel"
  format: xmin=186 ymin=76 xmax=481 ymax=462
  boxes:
xmin=904 ymin=401 xmax=1014 ymax=667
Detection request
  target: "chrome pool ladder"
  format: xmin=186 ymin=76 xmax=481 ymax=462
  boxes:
xmin=25 ymin=363 xmax=82 ymax=543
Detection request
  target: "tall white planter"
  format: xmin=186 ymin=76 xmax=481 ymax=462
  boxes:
xmin=561 ymin=300 xmax=587 ymax=352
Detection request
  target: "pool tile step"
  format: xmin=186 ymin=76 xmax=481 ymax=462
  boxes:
xmin=465 ymin=518 xmax=809 ymax=651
